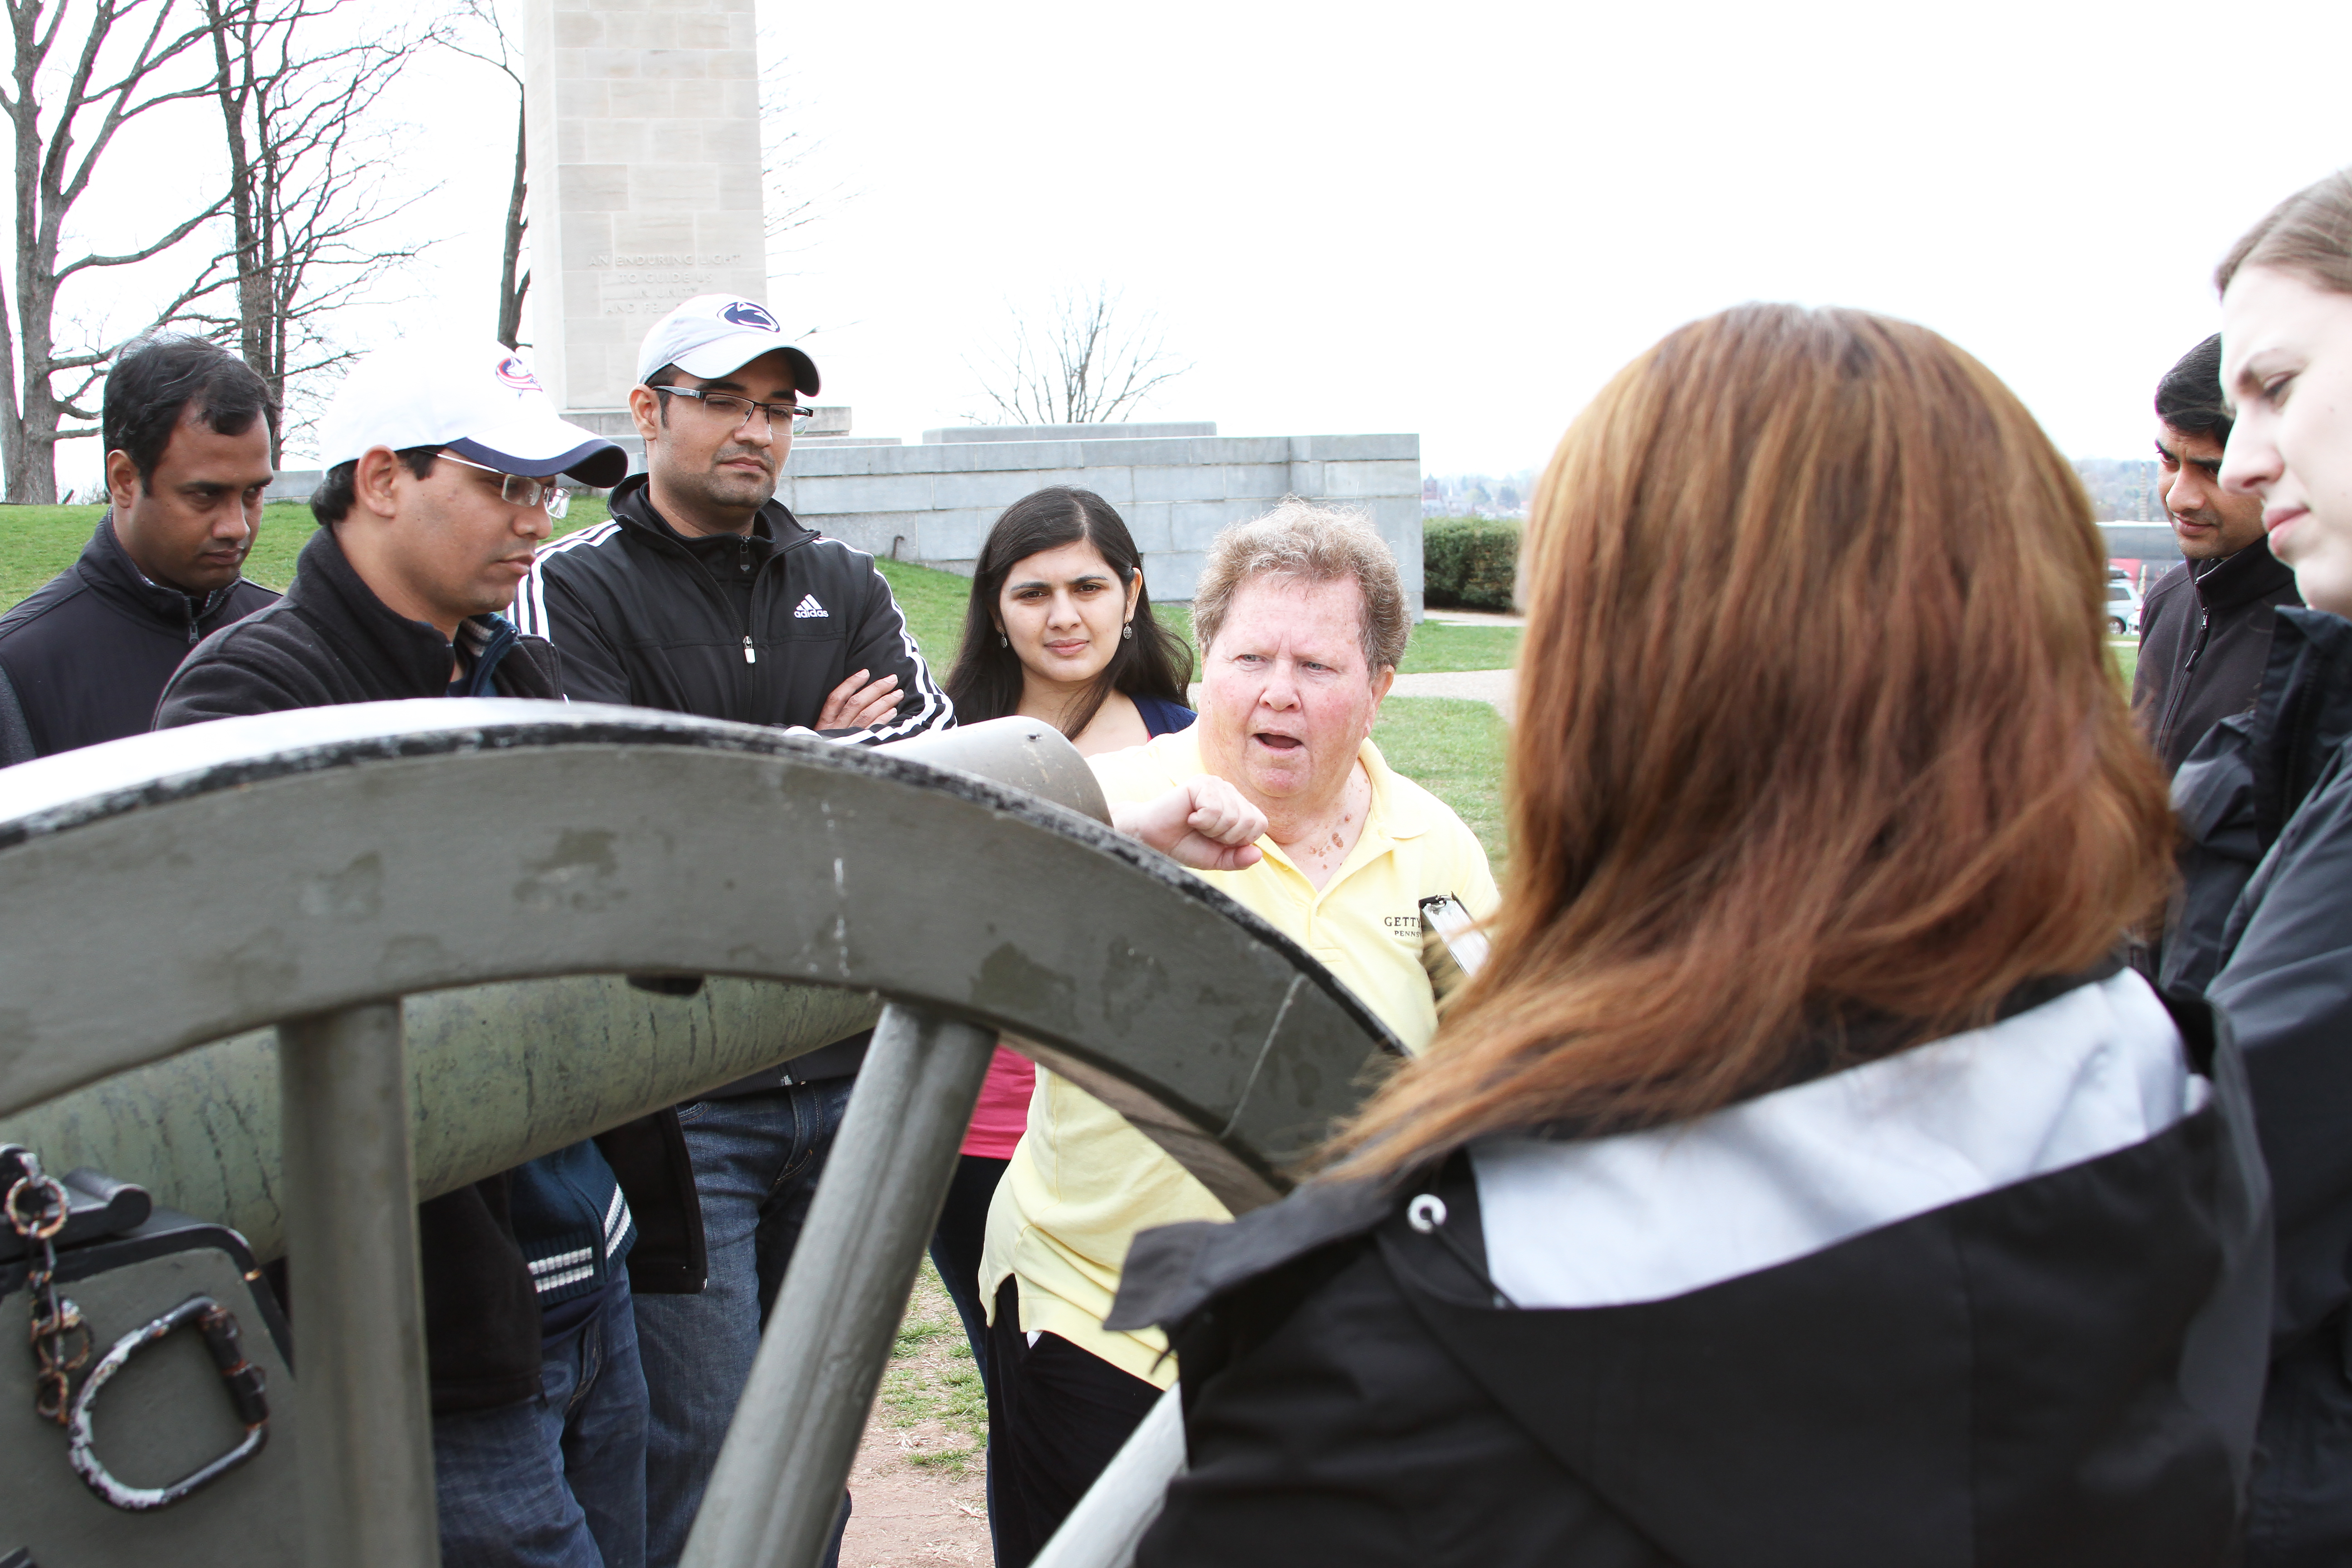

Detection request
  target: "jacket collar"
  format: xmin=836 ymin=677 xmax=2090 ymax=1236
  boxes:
xmin=283 ymin=524 xmax=473 ymax=697
xmin=2193 ymin=539 xmax=2300 ymax=615
xmin=77 ymin=515 xmax=242 ymax=631
xmin=606 ymin=472 xmax=813 ymax=552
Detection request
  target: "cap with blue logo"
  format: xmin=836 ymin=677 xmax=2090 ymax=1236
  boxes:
xmin=635 ymin=294 xmax=821 ymax=396
xmin=318 ymin=340 xmax=629 ymax=486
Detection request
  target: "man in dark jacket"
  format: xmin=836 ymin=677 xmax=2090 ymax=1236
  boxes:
xmin=0 ymin=335 xmax=277 ymax=763
xmin=2135 ymin=334 xmax=2302 ymax=774
xmin=157 ymin=340 xmax=697 ymax=1568
xmin=511 ymin=293 xmax=951 ymax=1568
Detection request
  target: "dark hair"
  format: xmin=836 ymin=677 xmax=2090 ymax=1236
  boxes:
xmin=2217 ymin=168 xmax=2352 ymax=297
xmin=943 ymin=486 xmax=1193 ymax=737
xmin=2154 ymin=334 xmax=2231 ymax=443
xmin=103 ymin=335 xmax=279 ymax=486
xmin=309 ymin=446 xmax=442 ymax=527
xmin=645 ymin=363 xmax=682 ymax=427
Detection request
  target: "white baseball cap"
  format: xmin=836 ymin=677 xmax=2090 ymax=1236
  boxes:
xmin=635 ymin=294 xmax=820 ymax=395
xmin=318 ymin=340 xmax=629 ymax=486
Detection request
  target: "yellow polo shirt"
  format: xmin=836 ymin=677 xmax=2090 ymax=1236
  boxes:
xmin=980 ymin=728 xmax=1501 ymax=1385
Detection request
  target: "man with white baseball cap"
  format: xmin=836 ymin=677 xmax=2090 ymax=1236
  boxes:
xmin=513 ymin=295 xmax=951 ymax=1568
xmin=157 ymin=340 xmax=706 ymax=1568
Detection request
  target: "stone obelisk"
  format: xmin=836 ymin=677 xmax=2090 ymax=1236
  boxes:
xmin=523 ymin=0 xmax=768 ymax=423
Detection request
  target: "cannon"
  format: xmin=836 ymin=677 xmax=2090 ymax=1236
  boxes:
xmin=0 ymin=703 xmax=1401 ymax=1567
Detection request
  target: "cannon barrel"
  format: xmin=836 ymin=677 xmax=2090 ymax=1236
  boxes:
xmin=0 ymin=976 xmax=880 ymax=1262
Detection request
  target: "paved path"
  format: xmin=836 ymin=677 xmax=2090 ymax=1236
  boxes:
xmin=1387 ymin=668 xmax=1515 ymax=718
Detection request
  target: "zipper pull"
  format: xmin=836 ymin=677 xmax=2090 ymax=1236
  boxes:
xmin=743 ymin=635 xmax=757 ymax=665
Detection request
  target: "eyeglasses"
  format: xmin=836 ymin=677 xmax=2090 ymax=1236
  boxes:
xmin=440 ymin=451 xmax=571 ymax=518
xmin=652 ymin=385 xmax=815 ymax=432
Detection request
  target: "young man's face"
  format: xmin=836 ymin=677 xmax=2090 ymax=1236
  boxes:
xmin=106 ymin=403 xmax=274 ymax=594
xmin=371 ymin=452 xmax=554 ymax=632
xmin=2156 ymin=423 xmax=2267 ymax=561
xmin=630 ymin=349 xmax=802 ymax=532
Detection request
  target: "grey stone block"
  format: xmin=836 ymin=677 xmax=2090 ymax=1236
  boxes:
xmin=1146 ymin=551 xmax=1208 ymax=601
xmin=1124 ymin=502 xmax=1174 ymax=555
xmin=921 ymin=421 xmax=1217 ymax=444
xmin=1129 ymin=464 xmax=1229 ymax=504
xmin=790 ymin=472 xmax=937 ymax=514
xmin=1319 ymin=460 xmax=1422 ymax=499
xmin=1287 ymin=433 xmax=1419 ymax=462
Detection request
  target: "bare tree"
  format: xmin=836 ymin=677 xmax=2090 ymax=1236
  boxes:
xmin=965 ymin=284 xmax=1190 ymax=426
xmin=194 ymin=0 xmax=437 ymax=458
xmin=0 ymin=0 xmax=225 ymax=501
xmin=446 ymin=0 xmax=524 ymax=347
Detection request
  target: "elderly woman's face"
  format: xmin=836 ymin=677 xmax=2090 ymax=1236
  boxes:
xmin=1199 ymin=574 xmax=1392 ymax=815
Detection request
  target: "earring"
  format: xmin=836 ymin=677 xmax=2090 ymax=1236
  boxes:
xmin=998 ymin=632 xmax=1009 ymax=648
xmin=1122 ymin=622 xmax=1133 ymax=641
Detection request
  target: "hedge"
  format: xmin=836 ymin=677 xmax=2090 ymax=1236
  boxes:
xmin=1423 ymin=516 xmax=1520 ymax=610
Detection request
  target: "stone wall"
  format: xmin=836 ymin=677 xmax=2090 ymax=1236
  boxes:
xmin=773 ymin=430 xmax=1424 ymax=608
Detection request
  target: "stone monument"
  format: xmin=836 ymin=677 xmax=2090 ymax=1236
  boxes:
xmin=523 ymin=0 xmax=767 ymax=423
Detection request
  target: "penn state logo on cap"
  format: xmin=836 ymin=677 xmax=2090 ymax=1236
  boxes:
xmin=719 ymin=300 xmax=780 ymax=333
xmin=638 ymin=293 xmax=820 ymax=395
xmin=493 ymin=353 xmax=544 ymax=393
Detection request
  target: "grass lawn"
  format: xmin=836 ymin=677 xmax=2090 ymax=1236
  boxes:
xmin=1375 ymin=696 xmax=1510 ymax=868
xmin=1401 ymin=620 xmax=1520 ymax=674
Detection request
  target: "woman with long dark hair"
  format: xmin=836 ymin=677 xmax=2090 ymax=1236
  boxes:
xmin=942 ymin=486 xmax=1193 ymax=746
xmin=1107 ymin=304 xmax=2270 ymax=1567
xmin=930 ymin=486 xmax=1197 ymax=1399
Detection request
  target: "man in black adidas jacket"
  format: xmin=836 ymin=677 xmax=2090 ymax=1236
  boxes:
xmin=0 ymin=336 xmax=277 ymax=764
xmin=158 ymin=340 xmax=699 ymax=1568
xmin=512 ymin=294 xmax=951 ymax=1568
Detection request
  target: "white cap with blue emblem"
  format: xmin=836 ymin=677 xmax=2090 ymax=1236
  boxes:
xmin=634 ymin=294 xmax=821 ymax=396
xmin=318 ymin=340 xmax=630 ymax=487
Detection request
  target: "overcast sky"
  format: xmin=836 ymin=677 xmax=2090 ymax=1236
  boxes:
xmin=62 ymin=0 xmax=2352 ymax=486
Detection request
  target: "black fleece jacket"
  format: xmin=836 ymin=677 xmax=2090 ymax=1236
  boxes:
xmin=2134 ymin=543 xmax=2302 ymax=777
xmin=155 ymin=524 xmax=705 ymax=1411
xmin=512 ymin=474 xmax=952 ymax=742
xmin=0 ymin=517 xmax=275 ymax=764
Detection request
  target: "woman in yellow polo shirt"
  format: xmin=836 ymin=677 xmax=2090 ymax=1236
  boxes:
xmin=980 ymin=499 xmax=1500 ymax=1566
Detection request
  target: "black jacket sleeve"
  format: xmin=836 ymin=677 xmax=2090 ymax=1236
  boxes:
xmin=820 ymin=560 xmax=953 ymax=744
xmin=534 ymin=571 xmax=634 ymax=708
xmin=2210 ymin=759 xmax=2352 ymax=1354
xmin=153 ymin=644 xmax=327 ymax=729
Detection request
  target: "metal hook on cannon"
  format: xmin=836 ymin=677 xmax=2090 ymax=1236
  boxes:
xmin=66 ymin=1294 xmax=270 ymax=1511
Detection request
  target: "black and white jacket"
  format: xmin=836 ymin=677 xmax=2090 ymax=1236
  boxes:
xmin=510 ymin=475 xmax=952 ymax=743
xmin=1112 ymin=967 xmax=2271 ymax=1568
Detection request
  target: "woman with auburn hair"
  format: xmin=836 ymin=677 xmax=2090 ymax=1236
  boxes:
xmin=2158 ymin=167 xmax=2352 ymax=1566
xmin=1106 ymin=304 xmax=2271 ymax=1568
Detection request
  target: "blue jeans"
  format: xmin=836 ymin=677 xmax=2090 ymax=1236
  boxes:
xmin=634 ymin=1081 xmax=855 ymax=1568
xmin=436 ymin=1274 xmax=649 ymax=1568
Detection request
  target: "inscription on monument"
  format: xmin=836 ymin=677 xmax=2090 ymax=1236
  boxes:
xmin=592 ymin=253 xmax=753 ymax=318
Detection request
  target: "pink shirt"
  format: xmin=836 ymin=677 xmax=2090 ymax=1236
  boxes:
xmin=961 ymin=1045 xmax=1036 ymax=1159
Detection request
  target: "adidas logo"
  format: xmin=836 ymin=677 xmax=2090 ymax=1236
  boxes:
xmin=792 ymin=593 xmax=828 ymax=619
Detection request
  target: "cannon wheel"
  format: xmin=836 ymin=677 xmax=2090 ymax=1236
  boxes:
xmin=0 ymin=702 xmax=1403 ymax=1568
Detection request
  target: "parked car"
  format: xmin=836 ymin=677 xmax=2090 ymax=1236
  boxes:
xmin=2105 ymin=577 xmax=2142 ymax=636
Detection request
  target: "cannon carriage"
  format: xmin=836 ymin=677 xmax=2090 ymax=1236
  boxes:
xmin=0 ymin=704 xmax=1401 ymax=1568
